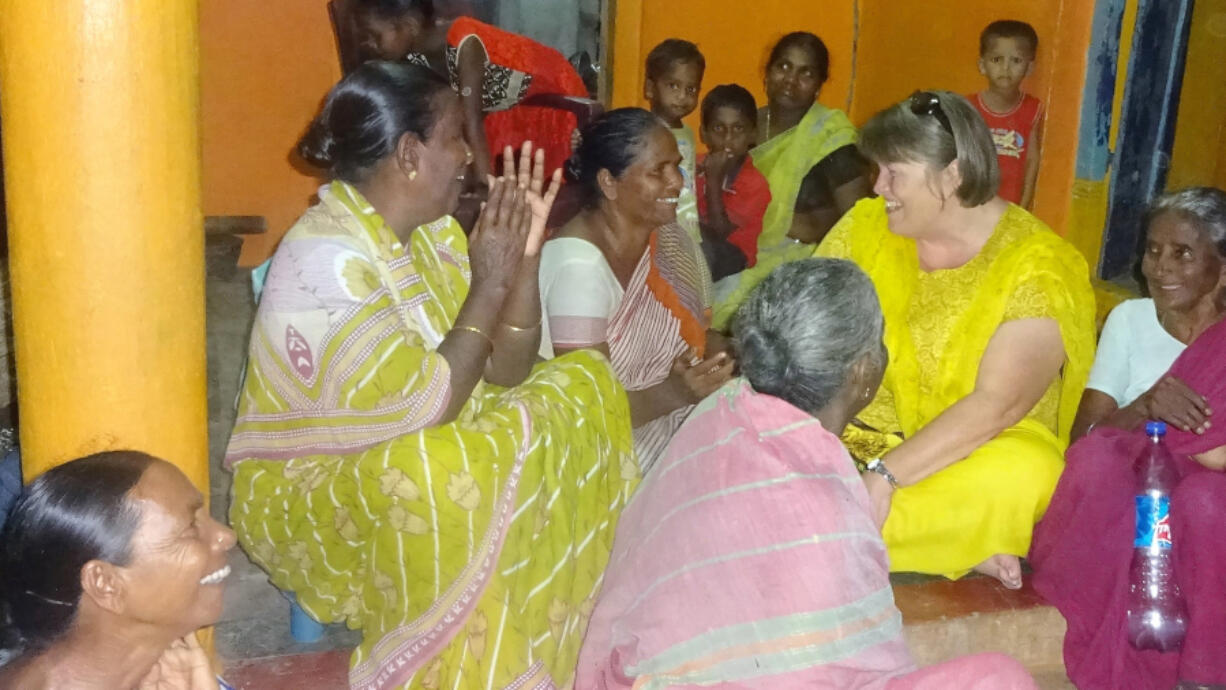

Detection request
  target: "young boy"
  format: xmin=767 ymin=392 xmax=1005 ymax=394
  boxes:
xmin=968 ymin=20 xmax=1044 ymax=209
xmin=696 ymin=84 xmax=772 ymax=280
xmin=644 ymin=39 xmax=704 ymax=242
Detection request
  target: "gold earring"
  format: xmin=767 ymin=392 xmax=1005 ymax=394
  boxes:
xmin=409 ymin=170 xmax=417 ymax=181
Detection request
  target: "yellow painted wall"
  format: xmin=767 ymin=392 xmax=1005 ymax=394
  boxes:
xmin=1167 ymin=0 xmax=1226 ymax=190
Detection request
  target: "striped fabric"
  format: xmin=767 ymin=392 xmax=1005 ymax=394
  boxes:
xmin=576 ymin=379 xmax=916 ymax=688
xmin=607 ymin=247 xmax=690 ymax=473
xmin=543 ymin=222 xmax=712 ymax=473
xmin=576 ymin=379 xmax=1040 ymax=689
xmin=226 ymin=182 xmax=639 ymax=689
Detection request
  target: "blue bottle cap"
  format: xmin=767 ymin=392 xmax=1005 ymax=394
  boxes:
xmin=1146 ymin=421 xmax=1167 ymax=437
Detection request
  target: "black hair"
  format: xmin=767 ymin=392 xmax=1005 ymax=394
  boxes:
xmin=0 ymin=451 xmax=156 ymax=660
xmin=352 ymin=0 xmax=434 ymax=22
xmin=297 ymin=61 xmax=452 ymax=184
xmin=701 ymin=84 xmax=758 ymax=128
xmin=767 ymin=32 xmax=830 ymax=87
xmin=645 ymin=39 xmax=706 ymax=81
xmin=565 ymin=108 xmax=664 ymax=209
xmin=979 ymin=20 xmax=1039 ymax=57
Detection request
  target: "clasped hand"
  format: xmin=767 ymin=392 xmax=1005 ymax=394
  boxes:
xmin=467 ymin=142 xmax=563 ymax=295
xmin=1134 ymin=374 xmax=1212 ymax=434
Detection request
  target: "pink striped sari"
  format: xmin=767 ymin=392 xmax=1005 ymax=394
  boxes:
xmin=576 ymin=379 xmax=1037 ymax=689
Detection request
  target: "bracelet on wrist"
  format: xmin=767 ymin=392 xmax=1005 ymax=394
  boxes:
xmin=865 ymin=457 xmax=900 ymax=489
xmin=499 ymin=318 xmax=542 ymax=333
xmin=454 ymin=324 xmax=493 ymax=349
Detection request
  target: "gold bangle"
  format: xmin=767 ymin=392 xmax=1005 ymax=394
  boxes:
xmin=454 ymin=324 xmax=493 ymax=348
xmin=500 ymin=318 xmax=542 ymax=333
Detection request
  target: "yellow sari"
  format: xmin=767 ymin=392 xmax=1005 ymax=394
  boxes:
xmin=226 ymin=182 xmax=638 ymax=689
xmin=711 ymin=102 xmax=857 ymax=330
xmin=818 ymin=198 xmax=1096 ymax=577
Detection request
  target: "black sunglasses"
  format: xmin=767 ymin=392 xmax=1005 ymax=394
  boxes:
xmin=909 ymin=91 xmax=954 ymax=136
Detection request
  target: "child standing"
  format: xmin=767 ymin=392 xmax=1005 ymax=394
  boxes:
xmin=968 ymin=20 xmax=1043 ymax=208
xmin=644 ymin=39 xmax=704 ymax=242
xmin=696 ymin=84 xmax=772 ymax=280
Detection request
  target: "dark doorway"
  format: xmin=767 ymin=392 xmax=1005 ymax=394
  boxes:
xmin=1100 ymin=0 xmax=1194 ymax=280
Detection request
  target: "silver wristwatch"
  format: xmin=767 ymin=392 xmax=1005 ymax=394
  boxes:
xmin=865 ymin=457 xmax=899 ymax=488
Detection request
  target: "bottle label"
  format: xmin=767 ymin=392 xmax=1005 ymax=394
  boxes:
xmin=1134 ymin=495 xmax=1172 ymax=549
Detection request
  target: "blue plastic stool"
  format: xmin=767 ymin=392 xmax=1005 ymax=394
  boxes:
xmin=286 ymin=592 xmax=326 ymax=643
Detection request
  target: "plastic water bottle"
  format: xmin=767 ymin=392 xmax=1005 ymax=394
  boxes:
xmin=1126 ymin=421 xmax=1187 ymax=651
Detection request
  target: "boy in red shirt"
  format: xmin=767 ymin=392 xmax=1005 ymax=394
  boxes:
xmin=696 ymin=84 xmax=772 ymax=281
xmin=968 ymin=20 xmax=1044 ymax=208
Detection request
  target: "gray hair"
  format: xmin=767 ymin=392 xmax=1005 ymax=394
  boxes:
xmin=1148 ymin=187 xmax=1226 ymax=258
xmin=859 ymin=90 xmax=1000 ymax=206
xmin=733 ymin=258 xmax=884 ymax=414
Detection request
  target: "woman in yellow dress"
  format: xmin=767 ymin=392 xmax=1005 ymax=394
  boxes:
xmin=816 ymin=91 xmax=1096 ymax=588
xmin=224 ymin=62 xmax=637 ymax=689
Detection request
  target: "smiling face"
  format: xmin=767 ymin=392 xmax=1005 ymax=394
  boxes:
xmin=644 ymin=60 xmax=703 ymax=128
xmin=871 ymin=158 xmax=952 ymax=238
xmin=115 ymin=461 xmax=236 ymax=634
xmin=606 ymin=125 xmax=684 ymax=227
xmin=1141 ymin=211 xmax=1226 ymax=314
xmin=765 ymin=44 xmax=822 ymax=111
xmin=978 ymin=36 xmax=1034 ymax=97
xmin=414 ymin=91 xmax=472 ymax=218
xmin=701 ymin=106 xmax=754 ymax=158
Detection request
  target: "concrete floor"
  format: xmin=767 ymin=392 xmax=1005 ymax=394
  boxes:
xmin=203 ymin=244 xmax=359 ymax=676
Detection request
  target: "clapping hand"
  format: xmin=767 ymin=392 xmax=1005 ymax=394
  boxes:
xmin=503 ymin=142 xmax=562 ymax=258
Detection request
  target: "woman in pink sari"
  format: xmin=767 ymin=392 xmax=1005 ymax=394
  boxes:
xmin=1031 ymin=188 xmax=1226 ymax=689
xmin=576 ymin=258 xmax=1035 ymax=689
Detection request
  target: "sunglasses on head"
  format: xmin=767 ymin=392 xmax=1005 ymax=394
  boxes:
xmin=909 ymin=91 xmax=954 ymax=136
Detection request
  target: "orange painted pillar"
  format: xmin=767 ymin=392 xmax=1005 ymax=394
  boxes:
xmin=0 ymin=0 xmax=208 ymax=490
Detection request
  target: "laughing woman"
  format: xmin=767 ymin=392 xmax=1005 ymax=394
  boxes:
xmin=538 ymin=109 xmax=732 ymax=474
xmin=225 ymin=63 xmax=636 ymax=689
xmin=815 ymin=91 xmax=1096 ymax=588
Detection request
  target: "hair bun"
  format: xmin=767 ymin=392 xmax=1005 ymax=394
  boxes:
xmin=734 ymin=327 xmax=788 ymax=391
xmin=297 ymin=118 xmax=337 ymax=168
xmin=563 ymin=152 xmax=584 ymax=183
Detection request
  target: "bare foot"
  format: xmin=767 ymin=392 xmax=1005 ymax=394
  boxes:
xmin=974 ymin=554 xmax=1023 ymax=589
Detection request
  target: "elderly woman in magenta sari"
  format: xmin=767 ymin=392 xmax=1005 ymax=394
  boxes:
xmin=576 ymin=258 xmax=1037 ymax=689
xmin=1032 ymin=188 xmax=1226 ymax=690
xmin=538 ymin=109 xmax=733 ymax=473
xmin=711 ymin=31 xmax=871 ymax=327
xmin=224 ymin=63 xmax=636 ymax=690
xmin=815 ymin=91 xmax=1096 ymax=588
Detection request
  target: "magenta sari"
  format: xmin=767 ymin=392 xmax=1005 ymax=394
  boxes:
xmin=1031 ymin=317 xmax=1226 ymax=689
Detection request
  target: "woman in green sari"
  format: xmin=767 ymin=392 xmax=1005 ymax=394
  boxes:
xmin=712 ymin=31 xmax=872 ymax=328
xmin=225 ymin=62 xmax=637 ymax=689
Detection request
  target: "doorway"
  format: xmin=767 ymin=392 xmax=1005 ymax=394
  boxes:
xmin=1099 ymin=0 xmax=1194 ymax=280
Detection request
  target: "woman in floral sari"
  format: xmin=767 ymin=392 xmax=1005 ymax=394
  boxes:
xmin=711 ymin=31 xmax=871 ymax=327
xmin=225 ymin=62 xmax=637 ymax=690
